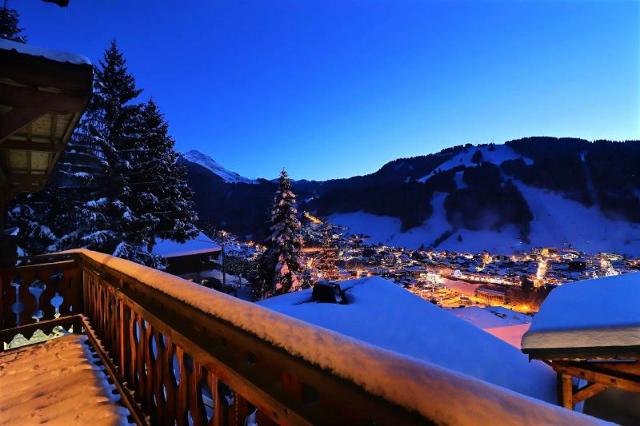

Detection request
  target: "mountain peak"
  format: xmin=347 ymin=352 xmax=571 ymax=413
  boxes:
xmin=182 ymin=150 xmax=255 ymax=184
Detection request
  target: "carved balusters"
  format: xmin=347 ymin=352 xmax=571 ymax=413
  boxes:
xmin=1 ymin=261 xmax=80 ymax=329
xmin=9 ymin=277 xmax=23 ymax=326
xmin=158 ymin=336 xmax=179 ymax=425
xmin=78 ymin=267 xmax=285 ymax=426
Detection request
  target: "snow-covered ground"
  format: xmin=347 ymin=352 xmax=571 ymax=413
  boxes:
xmin=523 ymin=272 xmax=640 ymax=350
xmin=515 ymin=182 xmax=640 ymax=255
xmin=329 ymin=191 xmax=527 ymax=253
xmin=330 ymin=181 xmax=640 ymax=255
xmin=260 ymin=276 xmax=556 ymax=403
xmin=182 ymin=150 xmax=255 ymax=184
xmin=418 ymin=144 xmax=533 ymax=182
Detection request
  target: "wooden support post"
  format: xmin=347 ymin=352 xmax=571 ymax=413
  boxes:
xmin=560 ymin=373 xmax=574 ymax=409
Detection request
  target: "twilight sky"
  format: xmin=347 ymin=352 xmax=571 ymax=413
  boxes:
xmin=16 ymin=0 xmax=640 ymax=180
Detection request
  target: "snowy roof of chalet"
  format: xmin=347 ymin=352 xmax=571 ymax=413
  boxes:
xmin=0 ymin=38 xmax=91 ymax=65
xmin=451 ymin=306 xmax=532 ymax=348
xmin=451 ymin=306 xmax=530 ymax=330
xmin=152 ymin=232 xmax=221 ymax=258
xmin=259 ymin=277 xmax=557 ymax=403
xmin=523 ymin=272 xmax=640 ymax=352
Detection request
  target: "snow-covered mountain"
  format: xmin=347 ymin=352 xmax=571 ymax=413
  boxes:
xmin=323 ymin=140 xmax=640 ymax=255
xmin=181 ymin=137 xmax=640 ymax=255
xmin=181 ymin=150 xmax=255 ymax=184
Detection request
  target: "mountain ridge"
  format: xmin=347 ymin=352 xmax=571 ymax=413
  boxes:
xmin=180 ymin=137 xmax=640 ymax=255
xmin=181 ymin=150 xmax=256 ymax=184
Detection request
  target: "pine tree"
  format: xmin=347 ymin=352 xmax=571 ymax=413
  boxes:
xmin=135 ymin=99 xmax=198 ymax=243
xmin=0 ymin=2 xmax=26 ymax=43
xmin=54 ymin=41 xmax=148 ymax=261
xmin=7 ymin=191 xmax=56 ymax=255
xmin=316 ymin=224 xmax=339 ymax=281
xmin=254 ymin=169 xmax=303 ymax=298
xmin=8 ymin=41 xmax=198 ymax=265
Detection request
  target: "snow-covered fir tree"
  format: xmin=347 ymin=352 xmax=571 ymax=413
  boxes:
xmin=7 ymin=191 xmax=57 ymax=255
xmin=316 ymin=224 xmax=340 ymax=281
xmin=0 ymin=2 xmax=26 ymax=42
xmin=254 ymin=169 xmax=303 ymax=299
xmin=135 ymin=99 xmax=198 ymax=242
xmin=9 ymin=41 xmax=198 ymax=266
xmin=57 ymin=41 xmax=152 ymax=262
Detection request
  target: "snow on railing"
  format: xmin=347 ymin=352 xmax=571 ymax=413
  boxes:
xmin=55 ymin=248 xmax=606 ymax=426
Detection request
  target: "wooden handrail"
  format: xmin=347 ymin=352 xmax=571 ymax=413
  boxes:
xmin=1 ymin=249 xmax=605 ymax=425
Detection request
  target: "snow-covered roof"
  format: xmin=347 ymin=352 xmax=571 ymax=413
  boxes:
xmin=523 ymin=272 xmax=640 ymax=351
xmin=451 ymin=306 xmax=530 ymax=330
xmin=152 ymin=232 xmax=221 ymax=258
xmin=0 ymin=38 xmax=91 ymax=65
xmin=260 ymin=277 xmax=557 ymax=403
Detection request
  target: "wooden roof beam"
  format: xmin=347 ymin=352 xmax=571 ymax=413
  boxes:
xmin=0 ymin=106 xmax=48 ymax=142
xmin=0 ymin=140 xmax=65 ymax=152
xmin=0 ymin=84 xmax=88 ymax=113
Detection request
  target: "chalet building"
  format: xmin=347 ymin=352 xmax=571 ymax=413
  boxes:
xmin=0 ymin=38 xmax=92 ymax=266
xmin=152 ymin=231 xmax=221 ymax=276
xmin=523 ymin=273 xmax=640 ymax=424
xmin=475 ymin=286 xmax=507 ymax=305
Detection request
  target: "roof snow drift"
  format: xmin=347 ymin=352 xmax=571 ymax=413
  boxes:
xmin=523 ymin=272 xmax=640 ymax=352
xmin=260 ymin=276 xmax=557 ymax=403
xmin=0 ymin=38 xmax=91 ymax=65
xmin=153 ymin=232 xmax=220 ymax=258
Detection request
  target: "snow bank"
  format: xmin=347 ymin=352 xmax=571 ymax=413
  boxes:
xmin=261 ymin=277 xmax=556 ymax=403
xmin=0 ymin=38 xmax=91 ymax=65
xmin=514 ymin=182 xmax=640 ymax=256
xmin=523 ymin=273 xmax=640 ymax=350
xmin=66 ymin=249 xmax=604 ymax=425
xmin=153 ymin=231 xmax=220 ymax=258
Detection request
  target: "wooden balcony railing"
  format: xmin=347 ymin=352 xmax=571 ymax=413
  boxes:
xmin=0 ymin=249 xmax=602 ymax=425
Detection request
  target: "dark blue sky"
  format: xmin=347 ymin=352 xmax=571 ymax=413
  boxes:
xmin=17 ymin=0 xmax=640 ymax=180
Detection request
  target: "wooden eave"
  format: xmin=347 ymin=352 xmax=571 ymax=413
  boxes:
xmin=524 ymin=345 xmax=640 ymax=362
xmin=0 ymin=46 xmax=92 ymax=195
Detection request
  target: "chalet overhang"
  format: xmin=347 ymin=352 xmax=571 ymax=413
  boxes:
xmin=0 ymin=39 xmax=93 ymax=197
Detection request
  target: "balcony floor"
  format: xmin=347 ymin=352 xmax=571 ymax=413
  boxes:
xmin=0 ymin=334 xmax=129 ymax=425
